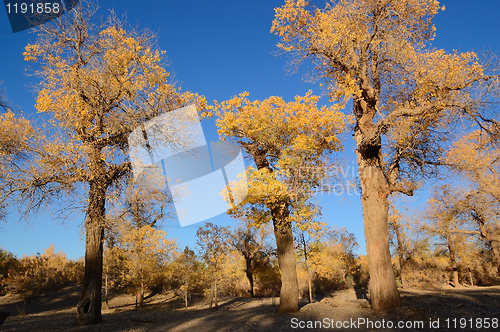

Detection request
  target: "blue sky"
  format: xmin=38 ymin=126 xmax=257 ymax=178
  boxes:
xmin=0 ymin=0 xmax=499 ymax=259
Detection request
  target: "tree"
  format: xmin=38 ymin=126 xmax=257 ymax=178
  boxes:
xmin=0 ymin=4 xmax=205 ymax=324
xmin=424 ymin=186 xmax=478 ymax=287
xmin=272 ymin=0 xmax=498 ymax=309
xmin=293 ymin=218 xmax=327 ymax=303
xmin=196 ymin=223 xmax=231 ymax=309
xmin=215 ymin=91 xmax=348 ymax=312
xmin=388 ymin=204 xmax=429 ymax=289
xmin=172 ymin=246 xmax=205 ymax=308
xmin=115 ymin=224 xmax=176 ymax=308
xmin=231 ymin=220 xmax=272 ymax=297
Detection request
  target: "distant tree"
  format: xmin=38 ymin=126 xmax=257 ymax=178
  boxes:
xmin=309 ymin=227 xmax=358 ymax=290
xmin=231 ymin=220 xmax=272 ymax=297
xmin=0 ymin=249 xmax=17 ymax=293
xmin=424 ymin=186 xmax=476 ymax=287
xmin=172 ymin=246 xmax=205 ymax=308
xmin=0 ymin=4 xmax=206 ymax=324
xmin=389 ymin=204 xmax=430 ymax=289
xmin=196 ymin=223 xmax=231 ymax=309
xmin=272 ymin=0 xmax=498 ymax=309
xmin=293 ymin=219 xmax=326 ymax=303
xmin=117 ymin=224 xmax=176 ymax=308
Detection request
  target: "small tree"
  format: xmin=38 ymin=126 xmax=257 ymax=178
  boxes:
xmin=118 ymin=224 xmax=176 ymax=307
xmin=231 ymin=220 xmax=272 ymax=297
xmin=172 ymin=247 xmax=205 ymax=308
xmin=196 ymin=223 xmax=231 ymax=309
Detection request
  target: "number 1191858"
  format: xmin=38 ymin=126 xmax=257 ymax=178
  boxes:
xmin=6 ymin=2 xmax=60 ymax=14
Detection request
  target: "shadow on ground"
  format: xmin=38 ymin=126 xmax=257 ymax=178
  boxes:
xmin=0 ymin=285 xmax=499 ymax=331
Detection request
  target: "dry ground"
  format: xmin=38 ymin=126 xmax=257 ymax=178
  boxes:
xmin=0 ymin=284 xmax=499 ymax=331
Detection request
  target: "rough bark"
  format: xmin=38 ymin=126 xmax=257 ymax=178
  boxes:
xmin=272 ymin=210 xmax=299 ymax=312
xmin=355 ymin=125 xmax=400 ymax=310
xmin=245 ymin=260 xmax=255 ymax=297
xmin=76 ymin=149 xmax=109 ymax=325
xmin=246 ymin=145 xmax=299 ymax=312
xmin=446 ymin=233 xmax=462 ymax=288
xmin=76 ymin=180 xmax=106 ymax=325
xmin=214 ymin=280 xmax=218 ymax=309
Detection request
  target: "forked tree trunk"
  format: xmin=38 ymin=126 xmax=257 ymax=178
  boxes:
xmin=272 ymin=208 xmax=299 ymax=312
xmin=355 ymin=132 xmax=400 ymax=311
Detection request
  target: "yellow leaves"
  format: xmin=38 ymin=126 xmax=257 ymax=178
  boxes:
xmin=23 ymin=44 xmax=41 ymax=62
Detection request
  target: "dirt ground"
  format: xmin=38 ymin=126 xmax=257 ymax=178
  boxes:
xmin=0 ymin=284 xmax=499 ymax=331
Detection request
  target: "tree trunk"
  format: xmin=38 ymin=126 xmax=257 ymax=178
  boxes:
xmin=447 ymin=235 xmax=462 ymax=288
xmin=104 ymin=272 xmax=109 ymax=309
xmin=214 ymin=280 xmax=218 ymax=309
xmin=247 ymin=148 xmax=299 ymax=312
xmin=136 ymin=279 xmax=144 ymax=308
xmin=76 ymin=181 xmax=106 ymax=325
xmin=245 ymin=260 xmax=254 ymax=297
xmin=355 ymin=134 xmax=400 ymax=311
xmin=76 ymin=149 xmax=108 ymax=325
xmin=272 ymin=209 xmax=299 ymax=312
xmin=468 ymin=270 xmax=474 ymax=286
xmin=399 ymin=265 xmax=408 ymax=289
xmin=307 ymin=269 xmax=313 ymax=303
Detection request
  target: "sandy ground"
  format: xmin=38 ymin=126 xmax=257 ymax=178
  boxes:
xmin=0 ymin=284 xmax=499 ymax=331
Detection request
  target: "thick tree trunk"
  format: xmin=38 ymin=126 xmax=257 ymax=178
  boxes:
xmin=272 ymin=209 xmax=299 ymax=312
xmin=76 ymin=180 xmax=106 ymax=324
xmin=355 ymin=134 xmax=400 ymax=311
xmin=247 ymin=147 xmax=299 ymax=312
xmin=76 ymin=150 xmax=108 ymax=325
xmin=245 ymin=260 xmax=255 ymax=297
xmin=136 ymin=279 xmax=144 ymax=308
xmin=446 ymin=235 xmax=462 ymax=288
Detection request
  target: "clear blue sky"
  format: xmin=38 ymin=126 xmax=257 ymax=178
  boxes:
xmin=0 ymin=0 xmax=499 ymax=259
